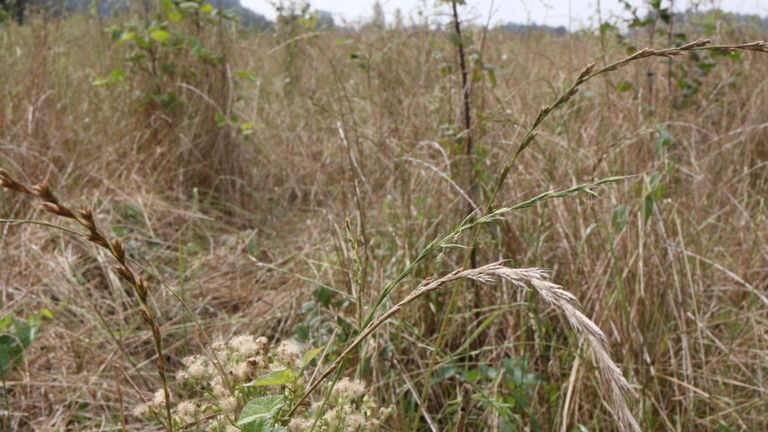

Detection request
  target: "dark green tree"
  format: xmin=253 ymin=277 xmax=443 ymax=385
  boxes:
xmin=0 ymin=0 xmax=26 ymax=24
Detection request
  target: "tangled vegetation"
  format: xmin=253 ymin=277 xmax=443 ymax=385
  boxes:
xmin=1 ymin=1 xmax=767 ymax=430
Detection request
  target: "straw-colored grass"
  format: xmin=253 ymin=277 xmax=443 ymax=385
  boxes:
xmin=1 ymin=7 xmax=767 ymax=431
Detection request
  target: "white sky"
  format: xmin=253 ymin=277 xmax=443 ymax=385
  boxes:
xmin=240 ymin=0 xmax=768 ymax=28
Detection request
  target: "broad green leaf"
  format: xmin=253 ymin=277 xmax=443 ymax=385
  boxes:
xmin=245 ymin=368 xmax=294 ymax=387
xmin=302 ymin=347 xmax=322 ymax=366
xmin=0 ymin=334 xmax=23 ymax=374
xmin=167 ymin=9 xmax=183 ymax=22
xmin=150 ymin=30 xmax=171 ymax=43
xmin=120 ymin=31 xmax=135 ymax=42
xmin=134 ymin=36 xmax=151 ymax=50
xmin=313 ymin=285 xmax=332 ymax=307
xmin=236 ymin=395 xmax=284 ymax=426
xmin=0 ymin=316 xmax=11 ymax=332
xmin=200 ymin=3 xmax=213 ymax=14
xmin=161 ymin=0 xmax=174 ymax=13
xmin=13 ymin=318 xmax=36 ymax=348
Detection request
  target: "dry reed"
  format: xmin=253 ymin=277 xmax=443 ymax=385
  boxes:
xmin=0 ymin=168 xmax=174 ymax=431
xmin=2 ymin=11 xmax=768 ymax=431
xmin=291 ymin=261 xmax=641 ymax=432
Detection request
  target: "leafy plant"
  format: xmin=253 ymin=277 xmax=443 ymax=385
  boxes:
xmin=1 ymin=308 xmax=53 ymax=431
xmin=97 ymin=0 xmax=230 ymax=110
xmin=0 ymin=308 xmax=52 ymax=376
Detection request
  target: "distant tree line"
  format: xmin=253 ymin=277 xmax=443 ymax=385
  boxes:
xmin=495 ymin=22 xmax=567 ymax=37
xmin=0 ymin=0 xmax=274 ymax=30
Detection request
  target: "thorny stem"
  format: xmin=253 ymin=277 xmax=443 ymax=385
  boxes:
xmin=0 ymin=170 xmax=175 ymax=432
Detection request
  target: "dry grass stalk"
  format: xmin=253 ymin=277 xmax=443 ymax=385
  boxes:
xmin=291 ymin=261 xmax=640 ymax=432
xmin=489 ymin=38 xmax=768 ymax=210
xmin=2 ymin=17 xmax=767 ymax=429
xmin=0 ymin=168 xmax=174 ymax=431
xmin=452 ymin=383 xmax=473 ymax=432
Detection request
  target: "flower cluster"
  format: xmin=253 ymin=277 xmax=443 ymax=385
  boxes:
xmin=287 ymin=377 xmax=389 ymax=432
xmin=132 ymin=334 xmax=271 ymax=430
xmin=133 ymin=334 xmax=387 ymax=431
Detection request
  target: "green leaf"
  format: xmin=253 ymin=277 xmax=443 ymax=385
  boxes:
xmin=235 ymin=70 xmax=258 ymax=82
xmin=453 ymin=311 xmax=501 ymax=355
xmin=119 ymin=31 xmax=135 ymax=42
xmin=180 ymin=2 xmax=199 ymax=11
xmin=236 ymin=395 xmax=284 ymax=426
xmin=0 ymin=334 xmax=23 ymax=375
xmin=93 ymin=68 xmax=125 ymax=87
xmin=40 ymin=308 xmax=54 ymax=320
xmin=13 ymin=318 xmax=36 ymax=348
xmin=245 ymin=368 xmax=294 ymax=387
xmin=167 ymin=9 xmax=183 ymax=22
xmin=313 ymin=284 xmax=333 ymax=307
xmin=0 ymin=316 xmax=12 ymax=332
xmin=616 ymin=80 xmax=633 ymax=92
xmin=448 ymin=31 xmax=461 ymax=46
xmin=644 ymin=193 xmax=655 ymax=221
xmin=302 ymin=347 xmax=322 ymax=366
xmin=611 ymin=206 xmax=628 ymax=233
xmin=200 ymin=3 xmax=213 ymax=14
xmin=134 ymin=36 xmax=151 ymax=50
xmin=294 ymin=324 xmax=309 ymax=341
xmin=438 ymin=63 xmax=453 ymax=78
xmin=150 ymin=29 xmax=171 ymax=43
xmin=654 ymin=124 xmax=674 ymax=157
xmin=161 ymin=0 xmax=174 ymax=13
xmin=485 ymin=65 xmax=497 ymax=88
xmin=240 ymin=122 xmax=254 ymax=132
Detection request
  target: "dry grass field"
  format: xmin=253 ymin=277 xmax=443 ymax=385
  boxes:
xmin=1 ymin=3 xmax=767 ymax=431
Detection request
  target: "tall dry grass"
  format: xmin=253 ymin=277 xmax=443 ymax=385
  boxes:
xmin=1 ymin=7 xmax=767 ymax=431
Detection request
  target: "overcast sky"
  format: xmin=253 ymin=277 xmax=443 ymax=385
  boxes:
xmin=240 ymin=0 xmax=767 ymax=28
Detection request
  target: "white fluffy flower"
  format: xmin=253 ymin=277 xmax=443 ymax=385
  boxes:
xmin=210 ymin=376 xmax=229 ymax=398
xmin=288 ymin=418 xmax=314 ymax=431
xmin=276 ymin=339 xmax=303 ymax=367
xmin=220 ymin=396 xmax=239 ymax=414
xmin=324 ymin=408 xmax=340 ymax=429
xmin=182 ymin=355 xmax=211 ymax=380
xmin=148 ymin=389 xmax=169 ymax=409
xmin=176 ymin=400 xmax=197 ymax=424
xmin=229 ymin=335 xmax=267 ymax=357
xmin=332 ymin=377 xmax=367 ymax=400
xmin=131 ymin=403 xmax=148 ymax=417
